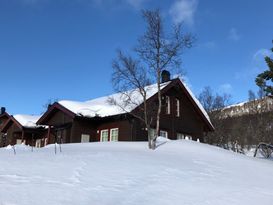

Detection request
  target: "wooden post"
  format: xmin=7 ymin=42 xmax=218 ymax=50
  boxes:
xmin=31 ymin=133 xmax=34 ymax=152
xmin=59 ymin=130 xmax=62 ymax=153
xmin=46 ymin=126 xmax=51 ymax=146
xmin=55 ymin=130 xmax=57 ymax=155
xmin=12 ymin=145 xmax=16 ymax=155
xmin=22 ymin=130 xmax=25 ymax=145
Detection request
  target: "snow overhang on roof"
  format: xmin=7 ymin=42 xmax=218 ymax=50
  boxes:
xmin=13 ymin=114 xmax=42 ymax=128
xmin=58 ymin=82 xmax=171 ymax=118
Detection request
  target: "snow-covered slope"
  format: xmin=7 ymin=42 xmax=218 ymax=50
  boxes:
xmin=217 ymin=96 xmax=273 ymax=118
xmin=0 ymin=141 xmax=272 ymax=205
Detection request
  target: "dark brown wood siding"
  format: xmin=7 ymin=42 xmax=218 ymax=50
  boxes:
xmin=71 ymin=119 xmax=97 ymax=143
xmin=2 ymin=123 xmax=46 ymax=146
xmin=133 ymin=86 xmax=206 ymax=141
xmin=38 ymin=80 xmax=212 ymax=144
xmin=0 ymin=115 xmax=9 ymax=131
xmin=46 ymin=109 xmax=73 ymax=125
xmin=160 ymin=86 xmax=205 ymax=140
xmin=0 ymin=115 xmax=10 ymax=146
xmin=96 ymin=120 xmax=132 ymax=141
xmin=5 ymin=123 xmax=21 ymax=145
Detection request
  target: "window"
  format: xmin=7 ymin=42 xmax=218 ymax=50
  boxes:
xmin=100 ymin=129 xmax=109 ymax=142
xmin=159 ymin=130 xmax=168 ymax=138
xmin=149 ymin=128 xmax=156 ymax=137
xmin=177 ymin=133 xmax=184 ymax=140
xmin=16 ymin=139 xmax=22 ymax=144
xmin=166 ymin=96 xmax=170 ymax=114
xmin=81 ymin=134 xmax=90 ymax=143
xmin=44 ymin=138 xmax=48 ymax=146
xmin=35 ymin=139 xmax=41 ymax=148
xmin=176 ymin=98 xmax=180 ymax=117
xmin=110 ymin=128 xmax=119 ymax=141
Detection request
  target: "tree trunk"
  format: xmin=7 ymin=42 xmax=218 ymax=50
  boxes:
xmin=147 ymin=126 xmax=152 ymax=149
xmin=153 ymin=70 xmax=161 ymax=150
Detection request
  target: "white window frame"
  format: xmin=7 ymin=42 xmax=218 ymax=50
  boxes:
xmin=110 ymin=128 xmax=119 ymax=141
xmin=159 ymin=130 xmax=168 ymax=139
xmin=81 ymin=134 xmax=90 ymax=143
xmin=100 ymin=129 xmax=109 ymax=142
xmin=35 ymin=139 xmax=42 ymax=148
xmin=166 ymin=96 xmax=171 ymax=114
xmin=176 ymin=98 xmax=180 ymax=117
xmin=44 ymin=137 xmax=48 ymax=146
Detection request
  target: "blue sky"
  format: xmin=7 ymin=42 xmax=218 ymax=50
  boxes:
xmin=0 ymin=0 xmax=272 ymax=115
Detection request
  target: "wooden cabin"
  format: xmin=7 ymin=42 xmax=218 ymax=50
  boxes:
xmin=0 ymin=108 xmax=11 ymax=147
xmin=37 ymin=78 xmax=214 ymax=145
xmin=0 ymin=114 xmax=46 ymax=147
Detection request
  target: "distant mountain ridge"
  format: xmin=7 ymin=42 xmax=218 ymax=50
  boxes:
xmin=213 ymin=96 xmax=273 ymax=118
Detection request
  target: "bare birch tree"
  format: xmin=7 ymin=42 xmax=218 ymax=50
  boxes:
xmin=135 ymin=9 xmax=194 ymax=149
xmin=109 ymin=51 xmax=155 ymax=148
xmin=110 ymin=9 xmax=194 ymax=149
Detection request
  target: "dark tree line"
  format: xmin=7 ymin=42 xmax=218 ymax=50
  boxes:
xmin=198 ymin=86 xmax=231 ymax=112
xmin=205 ymin=109 xmax=273 ymax=153
xmin=200 ymin=41 xmax=273 ymax=154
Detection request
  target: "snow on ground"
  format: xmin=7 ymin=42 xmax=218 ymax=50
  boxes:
xmin=0 ymin=140 xmax=272 ymax=205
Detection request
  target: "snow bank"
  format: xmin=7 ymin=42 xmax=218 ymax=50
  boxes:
xmin=0 ymin=141 xmax=272 ymax=205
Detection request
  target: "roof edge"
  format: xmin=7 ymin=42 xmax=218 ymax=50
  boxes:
xmin=37 ymin=102 xmax=76 ymax=125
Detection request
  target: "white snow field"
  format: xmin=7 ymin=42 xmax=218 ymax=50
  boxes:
xmin=0 ymin=140 xmax=272 ymax=205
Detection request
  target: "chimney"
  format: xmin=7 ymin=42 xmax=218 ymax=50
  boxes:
xmin=0 ymin=107 xmax=6 ymax=115
xmin=161 ymin=70 xmax=171 ymax=83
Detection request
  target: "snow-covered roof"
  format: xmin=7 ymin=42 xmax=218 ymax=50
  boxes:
xmin=57 ymin=79 xmax=213 ymax=129
xmin=13 ymin=114 xmax=41 ymax=128
xmin=59 ymin=82 xmax=170 ymax=118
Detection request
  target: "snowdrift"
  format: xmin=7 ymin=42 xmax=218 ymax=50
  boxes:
xmin=0 ymin=140 xmax=272 ymax=205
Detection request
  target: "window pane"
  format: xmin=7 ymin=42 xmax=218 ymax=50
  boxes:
xmin=177 ymin=133 xmax=184 ymax=140
xmin=150 ymin=128 xmax=156 ymax=137
xmin=110 ymin=128 xmax=119 ymax=141
xmin=81 ymin=134 xmax=90 ymax=143
xmin=160 ymin=130 xmax=168 ymax=138
xmin=176 ymin=99 xmax=180 ymax=117
xmin=101 ymin=130 xmax=109 ymax=142
xmin=16 ymin=139 xmax=22 ymax=144
xmin=166 ymin=96 xmax=170 ymax=114
xmin=36 ymin=139 xmax=41 ymax=147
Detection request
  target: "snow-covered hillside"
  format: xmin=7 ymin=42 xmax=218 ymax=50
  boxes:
xmin=0 ymin=141 xmax=272 ymax=205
